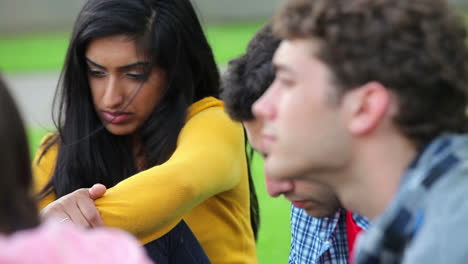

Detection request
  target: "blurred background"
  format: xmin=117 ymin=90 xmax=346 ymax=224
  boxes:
xmin=0 ymin=0 xmax=283 ymax=33
xmin=0 ymin=0 xmax=467 ymax=263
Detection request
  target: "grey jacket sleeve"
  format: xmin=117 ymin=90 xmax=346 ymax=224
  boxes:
xmin=402 ymin=164 xmax=468 ymax=263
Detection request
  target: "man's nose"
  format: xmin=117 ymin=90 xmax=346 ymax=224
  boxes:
xmin=265 ymin=175 xmax=293 ymax=197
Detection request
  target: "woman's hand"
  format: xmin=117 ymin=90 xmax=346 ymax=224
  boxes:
xmin=40 ymin=184 xmax=107 ymax=228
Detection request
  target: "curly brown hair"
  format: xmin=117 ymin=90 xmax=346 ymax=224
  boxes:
xmin=221 ymin=23 xmax=281 ymax=121
xmin=273 ymin=0 xmax=468 ymax=146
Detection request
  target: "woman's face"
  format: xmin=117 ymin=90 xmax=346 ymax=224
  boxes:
xmin=86 ymin=35 xmax=166 ymax=136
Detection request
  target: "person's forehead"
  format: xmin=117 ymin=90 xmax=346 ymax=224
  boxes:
xmin=273 ymin=38 xmax=321 ymax=70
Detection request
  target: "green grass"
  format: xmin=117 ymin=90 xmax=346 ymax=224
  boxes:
xmin=3 ymin=12 xmax=467 ymax=73
xmin=0 ymin=33 xmax=70 ymax=73
xmin=252 ymin=151 xmax=291 ymax=263
xmin=205 ymin=22 xmax=266 ymax=67
xmin=0 ymin=22 xmax=266 ymax=73
xmin=27 ymin=128 xmax=291 ymax=263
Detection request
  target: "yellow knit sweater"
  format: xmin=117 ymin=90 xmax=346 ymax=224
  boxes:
xmin=33 ymin=97 xmax=258 ymax=264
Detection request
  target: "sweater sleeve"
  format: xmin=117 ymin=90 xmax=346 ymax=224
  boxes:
xmin=94 ymin=106 xmax=245 ymax=244
xmin=32 ymin=134 xmax=58 ymax=209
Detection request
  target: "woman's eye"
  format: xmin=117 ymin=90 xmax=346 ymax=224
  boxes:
xmin=88 ymin=69 xmax=106 ymax=77
xmin=127 ymin=73 xmax=146 ymax=80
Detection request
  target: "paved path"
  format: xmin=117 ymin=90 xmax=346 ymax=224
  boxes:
xmin=4 ymin=71 xmax=59 ymax=127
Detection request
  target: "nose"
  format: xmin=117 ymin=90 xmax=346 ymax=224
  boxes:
xmin=243 ymin=120 xmax=264 ymax=153
xmin=102 ymin=76 xmax=125 ymax=110
xmin=265 ymin=175 xmax=294 ymax=197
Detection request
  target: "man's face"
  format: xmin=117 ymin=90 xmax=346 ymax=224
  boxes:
xmin=243 ymin=119 xmax=265 ymax=155
xmin=253 ymin=38 xmax=352 ymax=183
xmin=243 ymin=118 xmax=340 ymax=217
xmin=242 ymin=84 xmax=341 ymax=218
xmin=265 ymin=175 xmax=340 ymax=217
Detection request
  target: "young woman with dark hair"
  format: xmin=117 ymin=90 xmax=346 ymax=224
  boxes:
xmin=33 ymin=0 xmax=258 ymax=263
xmin=0 ymin=75 xmax=151 ymax=263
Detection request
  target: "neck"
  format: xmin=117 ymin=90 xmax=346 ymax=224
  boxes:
xmin=334 ymin=133 xmax=418 ymax=220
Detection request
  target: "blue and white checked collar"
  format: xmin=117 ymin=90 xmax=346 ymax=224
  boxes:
xmin=289 ymin=207 xmax=369 ymax=264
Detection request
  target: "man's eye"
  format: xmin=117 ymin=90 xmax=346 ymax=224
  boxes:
xmin=278 ymin=77 xmax=294 ymax=87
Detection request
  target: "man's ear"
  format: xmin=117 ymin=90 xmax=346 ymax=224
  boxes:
xmin=343 ymin=81 xmax=391 ymax=135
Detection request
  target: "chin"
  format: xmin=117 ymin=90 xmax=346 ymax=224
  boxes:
xmin=305 ymin=208 xmax=338 ymax=218
xmin=105 ymin=126 xmax=135 ymax=136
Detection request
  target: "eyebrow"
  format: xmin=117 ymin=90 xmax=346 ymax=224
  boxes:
xmin=273 ymin=63 xmax=294 ymax=75
xmin=85 ymin=58 xmax=150 ymax=70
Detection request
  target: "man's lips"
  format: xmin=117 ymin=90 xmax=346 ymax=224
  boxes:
xmin=291 ymin=200 xmax=308 ymax=209
xmin=102 ymin=111 xmax=132 ymax=124
xmin=262 ymin=134 xmax=276 ymax=148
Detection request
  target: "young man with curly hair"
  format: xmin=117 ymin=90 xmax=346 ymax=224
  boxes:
xmin=222 ymin=24 xmax=368 ymax=263
xmin=253 ymin=0 xmax=468 ymax=263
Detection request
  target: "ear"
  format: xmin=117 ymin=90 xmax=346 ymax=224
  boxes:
xmin=343 ymin=81 xmax=391 ymax=135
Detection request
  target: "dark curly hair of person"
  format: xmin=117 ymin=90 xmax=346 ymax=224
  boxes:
xmin=273 ymin=0 xmax=468 ymax=147
xmin=221 ymin=23 xmax=281 ymax=121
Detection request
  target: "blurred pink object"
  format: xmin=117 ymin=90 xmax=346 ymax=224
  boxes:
xmin=0 ymin=221 xmax=153 ymax=264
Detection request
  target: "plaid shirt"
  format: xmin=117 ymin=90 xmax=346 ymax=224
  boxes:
xmin=289 ymin=207 xmax=369 ymax=264
xmin=355 ymin=134 xmax=466 ymax=264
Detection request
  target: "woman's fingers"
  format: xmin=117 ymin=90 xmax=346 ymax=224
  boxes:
xmin=89 ymin=184 xmax=107 ymax=200
xmin=40 ymin=188 xmax=105 ymax=228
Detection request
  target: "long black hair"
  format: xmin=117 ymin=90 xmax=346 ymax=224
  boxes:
xmin=0 ymin=75 xmax=40 ymax=234
xmin=38 ymin=0 xmax=259 ymax=238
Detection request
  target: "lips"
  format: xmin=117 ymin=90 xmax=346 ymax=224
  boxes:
xmin=291 ymin=200 xmax=308 ymax=209
xmin=262 ymin=134 xmax=277 ymax=149
xmin=102 ymin=111 xmax=132 ymax=124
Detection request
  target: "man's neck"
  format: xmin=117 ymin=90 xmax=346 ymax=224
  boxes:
xmin=335 ymin=134 xmax=418 ymax=220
